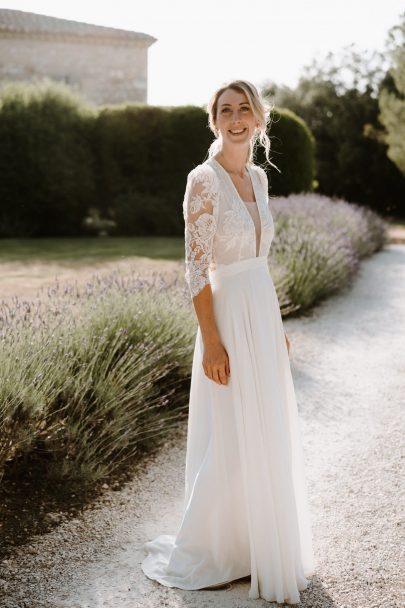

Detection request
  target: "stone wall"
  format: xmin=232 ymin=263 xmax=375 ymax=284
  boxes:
xmin=0 ymin=32 xmax=151 ymax=105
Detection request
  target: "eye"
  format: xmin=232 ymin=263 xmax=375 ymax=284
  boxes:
xmin=221 ymin=108 xmax=230 ymax=113
xmin=241 ymin=106 xmax=251 ymax=111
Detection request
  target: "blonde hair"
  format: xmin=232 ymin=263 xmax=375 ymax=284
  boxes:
xmin=206 ymin=79 xmax=281 ymax=173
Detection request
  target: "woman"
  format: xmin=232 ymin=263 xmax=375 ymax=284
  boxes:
xmin=141 ymin=79 xmax=316 ymax=604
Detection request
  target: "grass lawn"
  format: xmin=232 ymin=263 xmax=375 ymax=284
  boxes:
xmin=386 ymin=217 xmax=405 ymax=228
xmin=0 ymin=236 xmax=185 ymax=265
xmin=389 ymin=222 xmax=405 ymax=230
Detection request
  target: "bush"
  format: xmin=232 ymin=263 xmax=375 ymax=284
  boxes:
xmin=0 ymin=79 xmax=97 ymax=237
xmin=0 ymin=81 xmax=317 ymax=237
xmin=0 ymin=270 xmax=195 ymax=482
xmin=255 ymin=107 xmax=316 ymax=195
xmin=269 ymin=192 xmax=388 ymax=313
xmin=112 ymin=189 xmax=178 ymax=236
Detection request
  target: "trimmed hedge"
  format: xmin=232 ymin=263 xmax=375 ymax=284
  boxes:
xmin=0 ymin=81 xmax=315 ymax=237
xmin=0 ymin=81 xmax=96 ymax=237
xmin=255 ymin=107 xmax=316 ymax=195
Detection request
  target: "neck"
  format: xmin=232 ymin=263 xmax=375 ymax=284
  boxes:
xmin=215 ymin=143 xmax=249 ymax=178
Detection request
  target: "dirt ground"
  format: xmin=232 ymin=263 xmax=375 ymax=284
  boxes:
xmin=387 ymin=224 xmax=405 ymax=244
xmin=0 ymin=257 xmax=184 ymax=304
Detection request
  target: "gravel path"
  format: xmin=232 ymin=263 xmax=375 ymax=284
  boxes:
xmin=1 ymin=245 xmax=404 ymax=608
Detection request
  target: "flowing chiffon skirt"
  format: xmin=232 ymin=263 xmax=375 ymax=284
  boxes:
xmin=141 ymin=256 xmax=315 ymax=604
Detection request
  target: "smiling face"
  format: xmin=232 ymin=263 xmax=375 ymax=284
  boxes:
xmin=214 ymin=87 xmax=258 ymax=147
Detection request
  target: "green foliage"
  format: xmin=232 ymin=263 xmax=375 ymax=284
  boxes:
xmin=254 ymin=107 xmax=316 ymax=194
xmin=93 ymin=104 xmax=167 ymax=203
xmin=112 ymin=190 xmax=177 ymax=236
xmin=0 ymin=79 xmax=97 ymax=237
xmin=0 ymin=82 xmax=315 ymax=237
xmin=0 ymin=236 xmax=184 ymax=263
xmin=265 ymin=43 xmax=405 ymax=216
xmin=378 ymin=11 xmax=405 ymax=175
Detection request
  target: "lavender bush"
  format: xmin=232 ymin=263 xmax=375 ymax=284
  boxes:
xmin=0 ymin=270 xmax=196 ymax=482
xmin=0 ymin=192 xmax=387 ymax=483
xmin=268 ymin=193 xmax=387 ymax=312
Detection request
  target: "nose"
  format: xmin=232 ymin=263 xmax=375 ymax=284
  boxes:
xmin=230 ymin=110 xmax=243 ymax=125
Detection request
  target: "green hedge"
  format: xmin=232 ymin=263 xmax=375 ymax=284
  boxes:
xmin=0 ymin=81 xmax=96 ymax=237
xmin=0 ymin=81 xmax=315 ymax=237
xmin=257 ymin=107 xmax=316 ymax=195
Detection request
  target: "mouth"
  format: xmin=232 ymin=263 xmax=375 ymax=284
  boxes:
xmin=228 ymin=128 xmax=247 ymax=136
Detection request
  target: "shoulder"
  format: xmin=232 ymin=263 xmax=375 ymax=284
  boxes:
xmin=251 ymin=163 xmax=267 ymax=180
xmin=187 ymin=160 xmax=218 ymax=182
xmin=186 ymin=161 xmax=220 ymax=194
xmin=250 ymin=163 xmax=268 ymax=190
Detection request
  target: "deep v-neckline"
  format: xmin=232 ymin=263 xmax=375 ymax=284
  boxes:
xmin=210 ymin=157 xmax=257 ymax=204
xmin=210 ymin=157 xmax=263 ymax=257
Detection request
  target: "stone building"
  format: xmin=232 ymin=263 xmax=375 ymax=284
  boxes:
xmin=0 ymin=8 xmax=157 ymax=105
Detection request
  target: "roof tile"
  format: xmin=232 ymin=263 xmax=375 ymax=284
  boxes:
xmin=0 ymin=8 xmax=156 ymax=44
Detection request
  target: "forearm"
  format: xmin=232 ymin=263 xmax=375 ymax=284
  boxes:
xmin=192 ymin=284 xmax=221 ymax=346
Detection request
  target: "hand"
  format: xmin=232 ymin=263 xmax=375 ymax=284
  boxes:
xmin=202 ymin=340 xmax=231 ymax=385
xmin=284 ymin=332 xmax=291 ymax=356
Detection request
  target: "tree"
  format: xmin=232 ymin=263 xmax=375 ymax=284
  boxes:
xmin=378 ymin=11 xmax=405 ymax=175
xmin=261 ymin=42 xmax=405 ymax=216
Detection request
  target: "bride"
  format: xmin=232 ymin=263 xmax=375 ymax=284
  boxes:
xmin=141 ymin=79 xmax=316 ymax=605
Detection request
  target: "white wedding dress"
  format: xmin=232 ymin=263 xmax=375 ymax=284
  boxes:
xmin=141 ymin=157 xmax=316 ymax=604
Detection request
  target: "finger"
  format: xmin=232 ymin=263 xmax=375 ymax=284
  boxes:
xmin=210 ymin=365 xmax=220 ymax=383
xmin=225 ymin=357 xmax=231 ymax=376
xmin=217 ymin=363 xmax=229 ymax=385
xmin=205 ymin=365 xmax=213 ymax=381
xmin=212 ymin=367 xmax=222 ymax=385
xmin=207 ymin=365 xmax=225 ymax=385
xmin=218 ymin=369 xmax=228 ymax=385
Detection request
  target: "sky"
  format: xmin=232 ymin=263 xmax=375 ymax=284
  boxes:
xmin=1 ymin=0 xmax=403 ymax=106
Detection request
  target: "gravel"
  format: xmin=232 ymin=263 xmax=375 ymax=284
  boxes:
xmin=0 ymin=244 xmax=404 ymax=608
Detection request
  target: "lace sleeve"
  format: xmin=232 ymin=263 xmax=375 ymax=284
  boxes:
xmin=183 ymin=167 xmax=219 ymax=299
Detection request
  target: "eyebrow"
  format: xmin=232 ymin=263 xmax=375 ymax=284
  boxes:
xmin=220 ymin=102 xmax=250 ymax=107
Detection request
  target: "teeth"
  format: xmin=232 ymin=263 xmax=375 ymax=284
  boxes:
xmin=230 ymin=129 xmax=245 ymax=134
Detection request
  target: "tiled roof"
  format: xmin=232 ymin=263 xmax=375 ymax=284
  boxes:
xmin=0 ymin=8 xmax=156 ymax=44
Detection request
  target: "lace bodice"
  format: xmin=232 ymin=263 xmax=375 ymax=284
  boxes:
xmin=183 ymin=157 xmax=275 ymax=299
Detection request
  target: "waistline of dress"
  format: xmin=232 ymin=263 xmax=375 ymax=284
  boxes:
xmin=208 ymin=256 xmax=269 ymax=281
